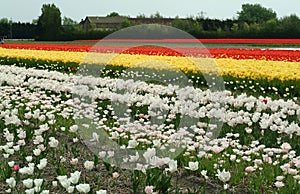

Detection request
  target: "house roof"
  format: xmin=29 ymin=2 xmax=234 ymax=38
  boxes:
xmin=85 ymin=16 xmax=127 ymax=24
xmin=129 ymin=18 xmax=175 ymax=23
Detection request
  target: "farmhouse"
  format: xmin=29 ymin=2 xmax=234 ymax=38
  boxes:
xmin=81 ymin=16 xmax=177 ymax=31
xmin=81 ymin=16 xmax=127 ymax=31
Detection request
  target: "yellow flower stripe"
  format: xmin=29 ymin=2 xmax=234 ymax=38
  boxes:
xmin=0 ymin=48 xmax=86 ymax=63
xmin=1 ymin=48 xmax=300 ymax=81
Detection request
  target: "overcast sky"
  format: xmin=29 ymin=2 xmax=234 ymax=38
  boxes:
xmin=2 ymin=0 xmax=300 ymax=23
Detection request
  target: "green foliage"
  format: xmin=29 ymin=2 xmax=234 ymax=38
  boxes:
xmin=32 ymin=19 xmax=38 ymax=25
xmin=231 ymin=23 xmax=239 ymax=32
xmin=237 ymin=3 xmax=277 ymax=24
xmin=150 ymin=11 xmax=163 ymax=18
xmin=172 ymin=18 xmax=203 ymax=36
xmin=107 ymin=12 xmax=120 ymax=17
xmin=36 ymin=4 xmax=62 ymax=40
xmin=136 ymin=13 xmax=146 ymax=18
xmin=121 ymin=19 xmax=132 ymax=28
xmin=5 ymin=3 xmax=300 ymax=40
xmin=279 ymin=14 xmax=300 ymax=37
xmin=63 ymin=16 xmax=77 ymax=25
xmin=0 ymin=22 xmax=36 ymax=39
xmin=0 ymin=18 xmax=9 ymax=24
xmin=261 ymin=19 xmax=278 ymax=36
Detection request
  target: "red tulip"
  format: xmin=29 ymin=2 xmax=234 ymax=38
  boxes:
xmin=12 ymin=165 xmax=20 ymax=171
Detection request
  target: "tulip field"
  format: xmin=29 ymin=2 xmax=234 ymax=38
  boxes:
xmin=0 ymin=38 xmax=300 ymax=194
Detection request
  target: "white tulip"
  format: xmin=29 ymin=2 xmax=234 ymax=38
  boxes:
xmin=34 ymin=178 xmax=43 ymax=187
xmin=185 ymin=161 xmax=199 ymax=171
xmin=23 ymin=178 xmax=33 ymax=188
xmin=76 ymin=183 xmax=90 ymax=193
xmin=69 ymin=171 xmax=81 ymax=184
xmin=33 ymin=148 xmax=41 ymax=156
xmin=6 ymin=177 xmax=16 ymax=188
xmin=25 ymin=188 xmax=35 ymax=194
xmin=96 ymin=190 xmax=107 ymax=194
xmin=216 ymin=169 xmax=231 ymax=182
xmin=166 ymin=159 xmax=177 ymax=173
xmin=67 ymin=186 xmax=75 ymax=193
xmin=127 ymin=139 xmax=139 ymax=148
xmin=37 ymin=158 xmax=47 ymax=170
xmin=57 ymin=175 xmax=70 ymax=189
xmin=48 ymin=137 xmax=59 ymax=148
xmin=84 ymin=161 xmax=94 ymax=170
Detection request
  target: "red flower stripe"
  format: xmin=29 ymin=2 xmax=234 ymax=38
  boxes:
xmin=0 ymin=43 xmax=93 ymax=52
xmin=2 ymin=43 xmax=300 ymax=62
xmin=74 ymin=39 xmax=300 ymax=44
xmin=209 ymin=48 xmax=300 ymax=62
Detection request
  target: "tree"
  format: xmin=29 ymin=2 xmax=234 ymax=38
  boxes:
xmin=136 ymin=13 xmax=146 ymax=18
xmin=63 ymin=16 xmax=77 ymax=25
xmin=279 ymin=14 xmax=300 ymax=36
xmin=36 ymin=4 xmax=62 ymax=40
xmin=231 ymin=23 xmax=239 ymax=32
xmin=261 ymin=19 xmax=278 ymax=36
xmin=32 ymin=19 xmax=38 ymax=25
xmin=237 ymin=4 xmax=277 ymax=24
xmin=172 ymin=18 xmax=203 ymax=36
xmin=121 ymin=19 xmax=132 ymax=28
xmin=0 ymin=18 xmax=9 ymax=24
xmin=150 ymin=11 xmax=163 ymax=18
xmin=107 ymin=12 xmax=120 ymax=17
xmin=196 ymin=11 xmax=207 ymax=20
xmin=240 ymin=22 xmax=250 ymax=32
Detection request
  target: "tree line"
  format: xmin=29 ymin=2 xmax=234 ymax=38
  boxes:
xmin=173 ymin=4 xmax=300 ymax=39
xmin=1 ymin=3 xmax=300 ymax=40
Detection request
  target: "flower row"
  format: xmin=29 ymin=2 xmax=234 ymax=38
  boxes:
xmin=1 ymin=47 xmax=299 ymax=81
xmin=1 ymin=64 xmax=299 ymax=138
xmin=74 ymin=38 xmax=300 ymax=44
xmin=2 ymin=43 xmax=300 ymax=62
